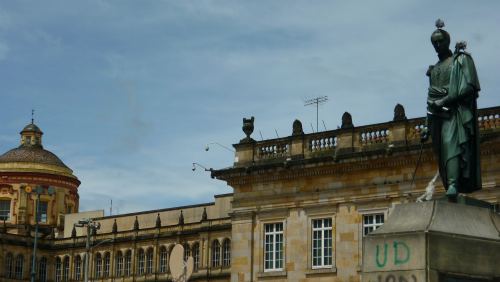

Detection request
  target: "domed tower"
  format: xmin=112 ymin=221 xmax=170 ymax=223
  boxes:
xmin=0 ymin=121 xmax=80 ymax=236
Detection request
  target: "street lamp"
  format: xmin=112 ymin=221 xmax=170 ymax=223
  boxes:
xmin=74 ymin=218 xmax=108 ymax=282
xmin=205 ymin=142 xmax=235 ymax=153
xmin=28 ymin=185 xmax=55 ymax=282
xmin=192 ymin=162 xmax=212 ymax=172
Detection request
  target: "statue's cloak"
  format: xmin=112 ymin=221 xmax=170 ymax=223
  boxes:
xmin=429 ymin=52 xmax=481 ymax=193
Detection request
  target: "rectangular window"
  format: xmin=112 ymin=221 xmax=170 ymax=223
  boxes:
xmin=264 ymin=223 xmax=284 ymax=271
xmin=0 ymin=199 xmax=10 ymax=220
xmin=363 ymin=213 xmax=384 ymax=236
xmin=312 ymin=218 xmax=332 ymax=268
xmin=38 ymin=202 xmax=48 ymax=223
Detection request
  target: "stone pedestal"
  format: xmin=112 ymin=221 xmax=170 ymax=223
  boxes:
xmin=362 ymin=200 xmax=500 ymax=282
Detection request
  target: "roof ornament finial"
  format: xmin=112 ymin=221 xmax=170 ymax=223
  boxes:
xmin=31 ymin=109 xmax=35 ymax=124
xmin=435 ymin=18 xmax=445 ymax=29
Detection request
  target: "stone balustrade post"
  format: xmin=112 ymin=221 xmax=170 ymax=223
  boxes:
xmin=335 ymin=129 xmax=355 ymax=155
xmin=290 ymin=135 xmax=304 ymax=159
xmin=233 ymin=142 xmax=255 ymax=166
xmin=388 ymin=121 xmax=407 ymax=146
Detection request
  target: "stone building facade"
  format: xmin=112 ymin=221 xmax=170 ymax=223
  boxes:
xmin=1 ymin=105 xmax=499 ymax=282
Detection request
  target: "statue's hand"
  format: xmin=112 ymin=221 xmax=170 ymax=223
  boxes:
xmin=427 ymin=99 xmax=447 ymax=111
xmin=420 ymin=128 xmax=429 ymax=143
xmin=434 ymin=98 xmax=445 ymax=108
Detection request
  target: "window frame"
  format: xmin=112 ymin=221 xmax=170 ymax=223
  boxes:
xmin=124 ymin=250 xmax=132 ymax=276
xmin=211 ymin=240 xmax=221 ymax=267
xmin=0 ymin=199 xmax=11 ymax=221
xmin=38 ymin=201 xmax=49 ymax=223
xmin=14 ymin=254 xmax=24 ymax=279
xmin=62 ymin=256 xmax=69 ymax=282
xmin=146 ymin=248 xmax=154 ymax=274
xmin=55 ymin=257 xmax=62 ymax=282
xmin=38 ymin=257 xmax=47 ymax=282
xmin=311 ymin=218 xmax=333 ymax=269
xmin=159 ymin=247 xmax=167 ymax=273
xmin=137 ymin=249 xmax=145 ymax=275
xmin=95 ymin=253 xmax=102 ymax=278
xmin=222 ymin=239 xmax=231 ymax=267
xmin=263 ymin=222 xmax=284 ymax=272
xmin=115 ymin=251 xmax=123 ymax=277
xmin=74 ymin=255 xmax=82 ymax=280
xmin=192 ymin=243 xmax=200 ymax=271
xmin=103 ymin=252 xmax=111 ymax=277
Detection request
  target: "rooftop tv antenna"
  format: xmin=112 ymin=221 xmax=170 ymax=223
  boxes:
xmin=304 ymin=96 xmax=328 ymax=132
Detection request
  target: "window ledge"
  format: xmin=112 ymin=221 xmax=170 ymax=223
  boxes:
xmin=305 ymin=267 xmax=337 ymax=276
xmin=257 ymin=271 xmax=287 ymax=278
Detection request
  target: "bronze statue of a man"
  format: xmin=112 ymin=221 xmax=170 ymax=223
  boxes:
xmin=421 ymin=19 xmax=481 ymax=199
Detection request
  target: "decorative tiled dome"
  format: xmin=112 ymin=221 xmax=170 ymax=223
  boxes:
xmin=0 ymin=145 xmax=69 ymax=169
xmin=0 ymin=122 xmax=69 ymax=170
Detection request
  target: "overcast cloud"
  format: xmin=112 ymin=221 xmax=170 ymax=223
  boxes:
xmin=0 ymin=1 xmax=499 ymax=214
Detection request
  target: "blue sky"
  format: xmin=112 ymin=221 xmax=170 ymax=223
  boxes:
xmin=0 ymin=1 xmax=499 ymax=214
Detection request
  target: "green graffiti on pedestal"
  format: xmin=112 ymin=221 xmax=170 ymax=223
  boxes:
xmin=375 ymin=241 xmax=410 ymax=268
xmin=376 ymin=243 xmax=388 ymax=268
xmin=394 ymin=241 xmax=410 ymax=265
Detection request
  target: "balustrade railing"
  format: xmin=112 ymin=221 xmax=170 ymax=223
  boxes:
xmin=478 ymin=108 xmax=500 ymax=130
xmin=307 ymin=132 xmax=337 ymax=153
xmin=255 ymin=140 xmax=291 ymax=160
xmin=359 ymin=126 xmax=390 ymax=146
xmin=237 ymin=106 xmax=500 ymax=164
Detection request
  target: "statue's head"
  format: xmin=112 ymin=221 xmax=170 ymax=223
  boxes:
xmin=431 ymin=19 xmax=451 ymax=55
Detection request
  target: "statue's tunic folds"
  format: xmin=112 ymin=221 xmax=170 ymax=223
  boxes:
xmin=427 ymin=52 xmax=481 ymax=193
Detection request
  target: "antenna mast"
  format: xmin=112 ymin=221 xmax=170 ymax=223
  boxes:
xmin=304 ymin=96 xmax=328 ymax=132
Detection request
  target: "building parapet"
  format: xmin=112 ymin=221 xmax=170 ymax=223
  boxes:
xmin=228 ymin=106 xmax=500 ymax=168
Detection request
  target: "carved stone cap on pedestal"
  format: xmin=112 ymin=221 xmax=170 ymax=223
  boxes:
xmin=371 ymin=199 xmax=499 ymax=238
xmin=362 ymin=200 xmax=500 ymax=282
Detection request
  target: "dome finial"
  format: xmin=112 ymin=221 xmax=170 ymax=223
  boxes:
xmin=31 ymin=109 xmax=35 ymax=124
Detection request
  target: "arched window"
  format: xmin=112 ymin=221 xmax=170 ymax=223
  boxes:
xmin=55 ymin=257 xmax=62 ymax=282
xmin=63 ymin=256 xmax=70 ymax=281
xmin=94 ymin=253 xmax=102 ymax=278
xmin=183 ymin=243 xmax=191 ymax=260
xmin=103 ymin=252 xmax=111 ymax=277
xmin=159 ymin=246 xmax=167 ymax=273
xmin=124 ymin=250 xmax=132 ymax=276
xmin=222 ymin=239 xmax=231 ymax=266
xmin=74 ymin=255 xmax=82 ymax=280
xmin=211 ymin=240 xmax=221 ymax=267
xmin=137 ymin=249 xmax=145 ymax=275
xmin=5 ymin=253 xmax=13 ymax=278
xmin=115 ymin=251 xmax=123 ymax=276
xmin=14 ymin=254 xmax=24 ymax=279
xmin=38 ymin=257 xmax=47 ymax=282
xmin=192 ymin=243 xmax=200 ymax=271
xmin=146 ymin=248 xmax=154 ymax=274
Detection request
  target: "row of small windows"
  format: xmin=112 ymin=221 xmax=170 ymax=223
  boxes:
xmin=263 ymin=214 xmax=384 ymax=271
xmin=3 ymin=240 xmax=230 ymax=281
xmin=50 ymin=239 xmax=231 ymax=281
xmin=4 ymin=254 xmax=48 ymax=281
